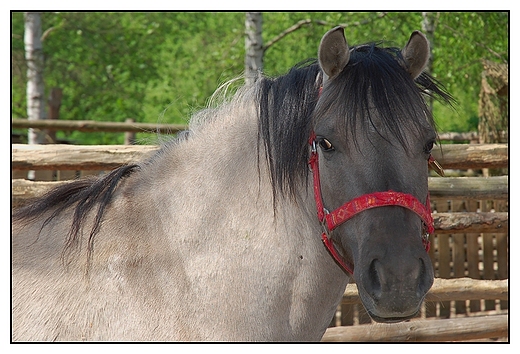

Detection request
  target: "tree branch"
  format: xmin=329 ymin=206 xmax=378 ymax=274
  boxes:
xmin=41 ymin=26 xmax=55 ymax=41
xmin=263 ymin=12 xmax=388 ymax=52
xmin=263 ymin=19 xmax=316 ymax=52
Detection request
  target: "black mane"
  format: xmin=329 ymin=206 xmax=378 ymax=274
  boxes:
xmin=256 ymin=43 xmax=453 ymax=203
xmin=257 ymin=59 xmax=322 ymax=203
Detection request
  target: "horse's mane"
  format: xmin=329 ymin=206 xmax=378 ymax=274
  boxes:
xmin=256 ymin=59 xmax=322 ymax=203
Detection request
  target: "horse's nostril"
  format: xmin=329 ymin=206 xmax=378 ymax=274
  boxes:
xmin=368 ymin=259 xmax=382 ymax=299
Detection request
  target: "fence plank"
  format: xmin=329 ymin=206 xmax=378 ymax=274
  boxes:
xmin=437 ymin=201 xmax=452 ymax=318
xmin=11 ymin=143 xmax=508 ymax=170
xmin=341 ymin=278 xmax=508 ymax=305
xmin=13 ymin=120 xmax=489 ymax=142
xmin=431 ymin=143 xmax=508 ymax=169
xmin=11 ymin=144 xmax=159 ymax=171
xmin=433 ymin=212 xmax=508 ymax=234
xmin=11 ymin=118 xmax=187 ymax=134
xmin=429 ymin=176 xmax=508 ymax=200
xmin=321 ymin=314 xmax=508 ymax=342
xmin=496 ymin=232 xmax=509 ymax=311
xmin=453 ymin=234 xmax=467 ymax=314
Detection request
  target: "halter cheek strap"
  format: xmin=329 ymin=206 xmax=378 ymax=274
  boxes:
xmin=308 ymin=131 xmax=435 ymax=275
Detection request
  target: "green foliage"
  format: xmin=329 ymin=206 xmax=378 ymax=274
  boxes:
xmin=11 ymin=12 xmax=508 ymax=144
xmin=429 ymin=12 xmax=509 ymax=132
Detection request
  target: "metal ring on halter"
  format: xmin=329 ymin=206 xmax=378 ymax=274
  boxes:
xmin=422 ymin=223 xmax=430 ymax=242
xmin=320 ymin=207 xmax=331 ymax=234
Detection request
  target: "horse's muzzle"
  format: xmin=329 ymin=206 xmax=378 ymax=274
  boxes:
xmin=356 ymin=250 xmax=433 ymax=323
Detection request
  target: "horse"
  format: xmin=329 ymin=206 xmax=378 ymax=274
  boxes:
xmin=12 ymin=26 xmax=452 ymax=341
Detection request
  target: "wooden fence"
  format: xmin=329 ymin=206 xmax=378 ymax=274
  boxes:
xmin=11 ymin=137 xmax=509 ymax=342
xmin=11 ymin=119 xmax=502 ymax=143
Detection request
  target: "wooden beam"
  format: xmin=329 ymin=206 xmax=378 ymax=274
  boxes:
xmin=11 ymin=144 xmax=159 ymax=171
xmin=431 ymin=143 xmax=508 ymax=169
xmin=12 ymin=118 xmax=187 ymax=134
xmin=10 ymin=143 xmax=509 ymax=171
xmin=10 ymin=121 xmax=495 ymax=143
xmin=342 ymin=278 xmax=508 ymax=305
xmin=321 ymin=314 xmax=508 ymax=342
xmin=437 ymin=131 xmax=478 ymax=142
xmin=433 ymin=212 xmax=508 ymax=234
xmin=428 ymin=176 xmax=508 ymax=200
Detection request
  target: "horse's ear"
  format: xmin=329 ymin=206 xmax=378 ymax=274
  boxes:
xmin=401 ymin=31 xmax=430 ymax=79
xmin=318 ymin=26 xmax=350 ymax=81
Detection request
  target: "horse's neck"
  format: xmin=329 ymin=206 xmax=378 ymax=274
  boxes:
xmin=122 ymin=109 xmax=350 ymax=340
xmin=173 ymin=105 xmax=351 ymax=272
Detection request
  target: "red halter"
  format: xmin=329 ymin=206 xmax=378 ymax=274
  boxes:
xmin=308 ymin=131 xmax=434 ymax=275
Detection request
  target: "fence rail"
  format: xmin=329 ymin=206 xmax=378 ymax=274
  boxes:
xmin=322 ymin=314 xmax=508 ymax=342
xmin=342 ymin=278 xmax=508 ymax=304
xmin=11 ymin=143 xmax=509 ymax=171
xmin=11 ymin=118 xmax=187 ymax=134
xmin=12 ymin=119 xmax=495 ymax=142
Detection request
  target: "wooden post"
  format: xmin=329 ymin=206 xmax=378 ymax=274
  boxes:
xmin=46 ymin=87 xmax=62 ymax=143
xmin=466 ymin=200 xmax=482 ymax=313
xmin=31 ymin=88 xmax=64 ymax=181
xmin=48 ymin=88 xmax=76 ymax=181
xmin=436 ymin=200 xmax=451 ymax=318
xmin=125 ymin=118 xmax=136 ymax=145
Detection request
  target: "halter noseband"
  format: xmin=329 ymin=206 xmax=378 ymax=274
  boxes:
xmin=308 ymin=131 xmax=435 ymax=275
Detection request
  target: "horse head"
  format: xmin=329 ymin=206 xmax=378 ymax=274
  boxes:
xmin=312 ymin=27 xmax=436 ymax=322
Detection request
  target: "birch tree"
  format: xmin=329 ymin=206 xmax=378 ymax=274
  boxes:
xmin=24 ymin=12 xmax=47 ymax=179
xmin=24 ymin=12 xmax=47 ymax=143
xmin=244 ymin=12 xmax=263 ymax=85
xmin=421 ymin=12 xmax=439 ymax=113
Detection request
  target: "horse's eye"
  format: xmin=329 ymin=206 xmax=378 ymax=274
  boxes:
xmin=319 ymin=138 xmax=334 ymax=151
xmin=424 ymin=140 xmax=435 ymax=154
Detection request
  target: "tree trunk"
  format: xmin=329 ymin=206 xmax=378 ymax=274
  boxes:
xmin=244 ymin=12 xmax=263 ymax=85
xmin=24 ymin=12 xmax=47 ymax=180
xmin=421 ymin=12 xmax=437 ymax=113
